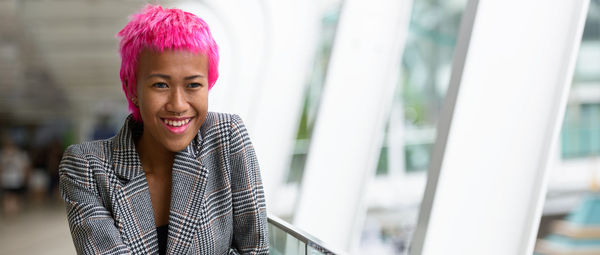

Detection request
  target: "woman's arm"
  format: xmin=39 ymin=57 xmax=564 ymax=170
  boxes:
xmin=59 ymin=145 xmax=131 ymax=255
xmin=228 ymin=115 xmax=269 ymax=254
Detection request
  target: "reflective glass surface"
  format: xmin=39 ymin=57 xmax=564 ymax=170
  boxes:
xmin=268 ymin=216 xmax=339 ymax=255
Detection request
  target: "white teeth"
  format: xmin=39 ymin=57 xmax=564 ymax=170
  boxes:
xmin=163 ymin=118 xmax=190 ymax=127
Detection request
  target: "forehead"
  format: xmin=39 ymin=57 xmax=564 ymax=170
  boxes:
xmin=137 ymin=49 xmax=208 ymax=75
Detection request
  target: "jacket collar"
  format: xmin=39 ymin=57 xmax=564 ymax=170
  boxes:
xmin=110 ymin=113 xmax=217 ymax=254
xmin=111 ymin=114 xmax=211 ymax=182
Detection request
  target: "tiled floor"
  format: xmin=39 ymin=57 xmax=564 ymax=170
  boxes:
xmin=0 ymin=203 xmax=75 ymax=255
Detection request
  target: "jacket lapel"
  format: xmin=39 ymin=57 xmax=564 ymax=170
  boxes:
xmin=166 ymin=113 xmax=216 ymax=254
xmin=166 ymin=149 xmax=208 ymax=254
xmin=110 ymin=114 xmax=218 ymax=254
xmin=111 ymin=116 xmax=158 ymax=254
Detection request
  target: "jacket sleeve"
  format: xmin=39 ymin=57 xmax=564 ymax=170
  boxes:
xmin=228 ymin=115 xmax=270 ymax=254
xmin=59 ymin=145 xmax=131 ymax=255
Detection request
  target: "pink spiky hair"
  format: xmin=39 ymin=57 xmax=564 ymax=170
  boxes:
xmin=117 ymin=4 xmax=219 ymax=122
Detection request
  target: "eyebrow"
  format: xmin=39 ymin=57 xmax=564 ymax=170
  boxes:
xmin=146 ymin=74 xmax=205 ymax=80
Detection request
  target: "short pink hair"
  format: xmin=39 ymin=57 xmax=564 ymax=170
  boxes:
xmin=117 ymin=4 xmax=219 ymax=122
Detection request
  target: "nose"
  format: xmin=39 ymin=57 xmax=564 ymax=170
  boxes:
xmin=166 ymin=87 xmax=188 ymax=114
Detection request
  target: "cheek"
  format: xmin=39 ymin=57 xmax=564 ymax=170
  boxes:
xmin=194 ymin=95 xmax=209 ymax=126
xmin=139 ymin=92 xmax=163 ymax=113
xmin=194 ymin=91 xmax=209 ymax=110
xmin=203 ymin=90 xmax=209 ymax=105
xmin=201 ymin=100 xmax=209 ymax=114
xmin=201 ymin=97 xmax=208 ymax=109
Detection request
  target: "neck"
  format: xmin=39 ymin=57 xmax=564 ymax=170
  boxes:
xmin=136 ymin=132 xmax=175 ymax=177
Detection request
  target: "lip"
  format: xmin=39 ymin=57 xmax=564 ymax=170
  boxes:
xmin=161 ymin=117 xmax=193 ymax=134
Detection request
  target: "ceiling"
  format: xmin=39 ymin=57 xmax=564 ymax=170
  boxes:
xmin=0 ymin=0 xmax=343 ymax=130
xmin=0 ymin=0 xmax=151 ymax=125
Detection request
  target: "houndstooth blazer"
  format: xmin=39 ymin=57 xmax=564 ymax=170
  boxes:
xmin=59 ymin=112 xmax=269 ymax=255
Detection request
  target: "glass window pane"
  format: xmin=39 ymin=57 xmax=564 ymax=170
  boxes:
xmin=363 ymin=0 xmax=468 ymax=253
xmin=560 ymin=0 xmax=600 ymax=158
xmin=269 ymin=222 xmax=307 ymax=255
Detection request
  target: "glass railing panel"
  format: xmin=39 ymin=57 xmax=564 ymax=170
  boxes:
xmin=269 ymin=221 xmax=306 ymax=255
xmin=268 ymin=214 xmax=343 ymax=255
xmin=306 ymin=245 xmax=327 ymax=255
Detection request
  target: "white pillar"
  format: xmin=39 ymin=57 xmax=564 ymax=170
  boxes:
xmin=178 ymin=0 xmax=320 ymax=206
xmin=250 ymin=0 xmax=320 ymax=210
xmin=410 ymin=1 xmax=589 ymax=255
xmin=293 ymin=0 xmax=413 ymax=252
xmin=176 ymin=0 xmax=269 ymax=118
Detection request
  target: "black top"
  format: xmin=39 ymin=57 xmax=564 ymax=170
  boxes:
xmin=156 ymin=225 xmax=168 ymax=255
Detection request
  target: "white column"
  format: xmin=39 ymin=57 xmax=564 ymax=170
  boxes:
xmin=178 ymin=0 xmax=320 ymax=206
xmin=176 ymin=0 xmax=269 ymax=118
xmin=293 ymin=0 xmax=413 ymax=252
xmin=410 ymin=1 xmax=589 ymax=255
xmin=248 ymin=0 xmax=320 ymax=207
xmin=387 ymin=88 xmax=406 ymax=177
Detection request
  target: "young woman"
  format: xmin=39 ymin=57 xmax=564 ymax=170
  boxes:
xmin=59 ymin=5 xmax=268 ymax=254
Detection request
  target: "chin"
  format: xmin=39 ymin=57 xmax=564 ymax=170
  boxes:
xmin=165 ymin=140 xmax=192 ymax=152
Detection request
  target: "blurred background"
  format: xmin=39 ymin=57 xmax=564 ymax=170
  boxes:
xmin=0 ymin=0 xmax=598 ymax=254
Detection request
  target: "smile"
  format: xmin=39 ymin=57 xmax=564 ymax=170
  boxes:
xmin=161 ymin=117 xmax=192 ymax=134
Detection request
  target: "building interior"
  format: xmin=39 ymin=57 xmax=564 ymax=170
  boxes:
xmin=0 ymin=0 xmax=598 ymax=254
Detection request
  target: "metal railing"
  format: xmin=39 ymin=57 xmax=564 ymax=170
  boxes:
xmin=268 ymin=214 xmax=345 ymax=255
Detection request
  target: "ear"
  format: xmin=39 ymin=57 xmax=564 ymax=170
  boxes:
xmin=125 ymin=80 xmax=139 ymax=107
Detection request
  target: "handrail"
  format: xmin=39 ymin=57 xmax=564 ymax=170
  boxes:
xmin=267 ymin=213 xmax=346 ymax=255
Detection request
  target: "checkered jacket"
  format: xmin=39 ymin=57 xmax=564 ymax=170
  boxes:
xmin=59 ymin=112 xmax=269 ymax=254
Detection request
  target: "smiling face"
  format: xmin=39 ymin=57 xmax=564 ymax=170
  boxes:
xmin=135 ymin=49 xmax=209 ymax=153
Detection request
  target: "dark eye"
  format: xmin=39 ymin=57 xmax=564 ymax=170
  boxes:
xmin=187 ymin=83 xmax=203 ymax=88
xmin=152 ymin=82 xmax=168 ymax=88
